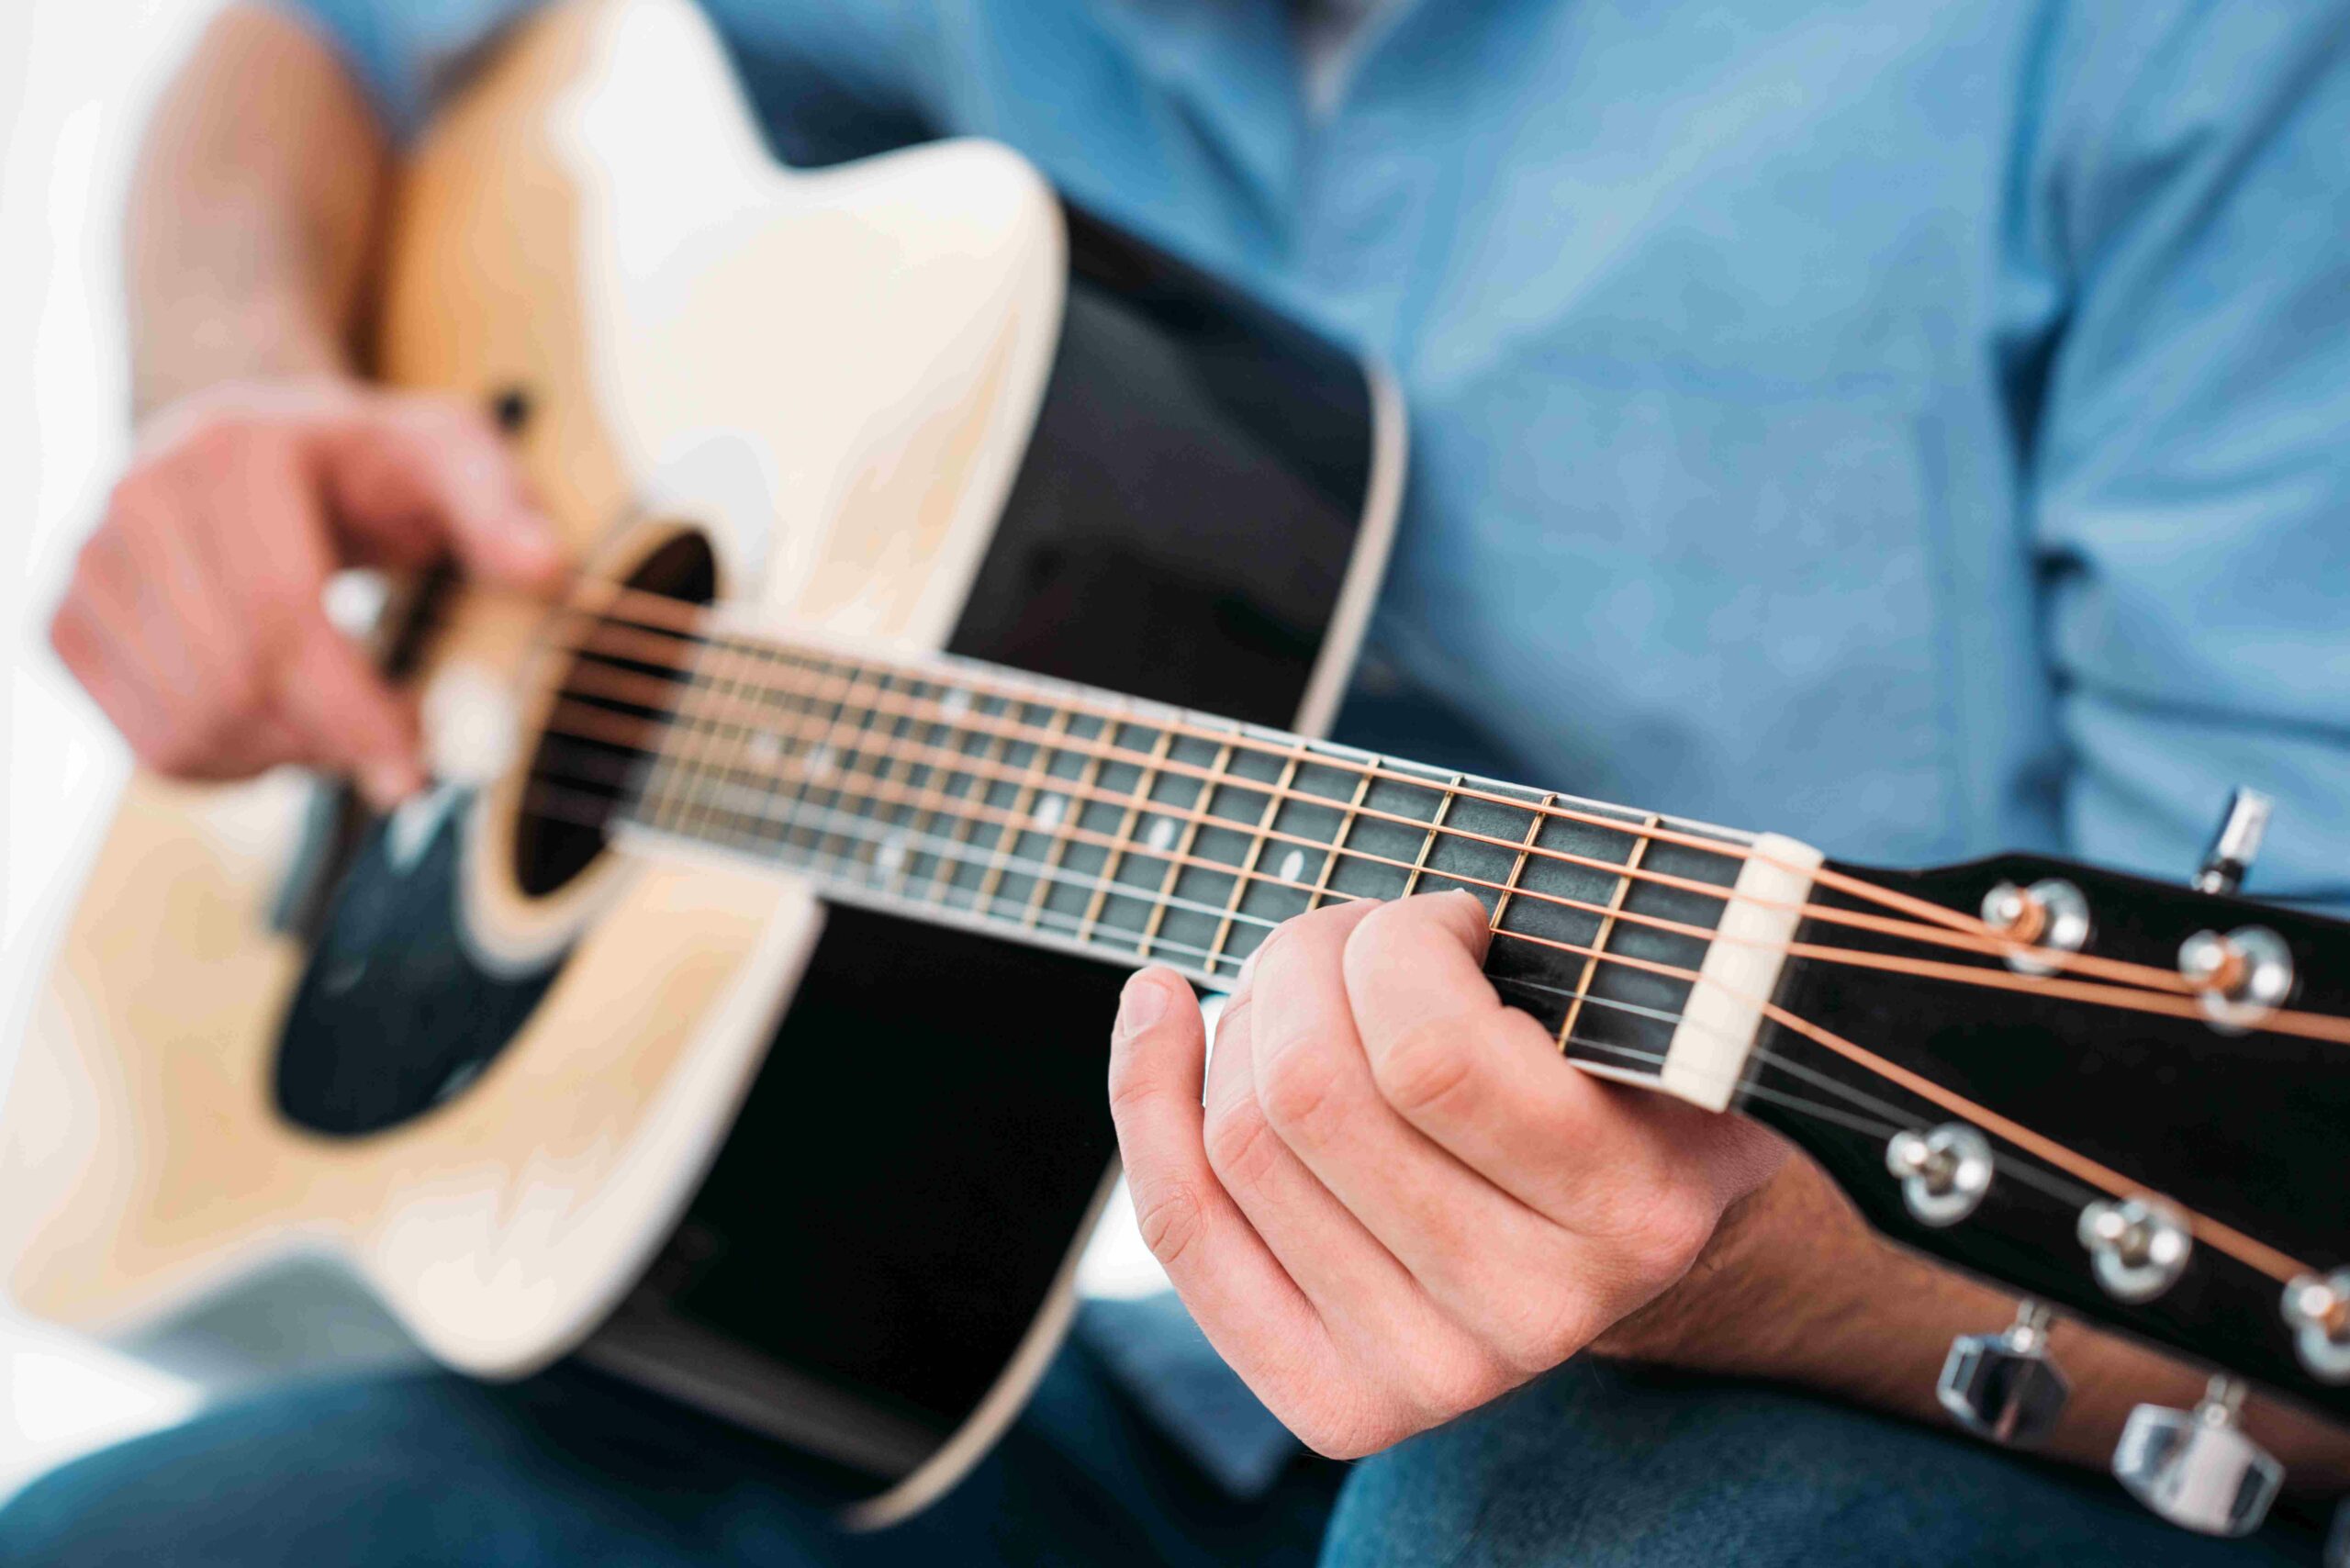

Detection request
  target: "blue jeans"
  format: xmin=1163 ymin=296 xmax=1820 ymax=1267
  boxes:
xmin=0 ymin=1351 xmax=2324 ymax=1564
xmin=1327 ymin=1362 xmax=2330 ymax=1567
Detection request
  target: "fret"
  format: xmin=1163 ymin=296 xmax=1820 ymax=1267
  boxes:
xmin=888 ymin=677 xmax=972 ymax=893
xmin=816 ymin=659 xmax=902 ymax=861
xmin=854 ymin=669 xmax=930 ymax=892
xmin=1020 ymin=715 xmax=1112 ymax=931
xmin=1207 ymin=743 xmax=1308 ymax=977
xmin=1076 ymin=722 xmax=1177 ymax=946
xmin=923 ymin=685 xmax=1017 ymax=910
xmin=643 ymin=628 xmax=734 ymax=840
xmin=868 ymin=672 xmax=934 ymax=895
xmin=713 ymin=638 xmax=807 ymax=853
xmin=972 ymin=703 xmax=1077 ymax=916
xmin=1138 ymin=739 xmax=1234 ymax=961
xmin=763 ymin=650 xmax=861 ymax=858
xmin=811 ymin=665 xmax=901 ymax=866
xmin=1491 ymin=792 xmax=1554 ymax=932
xmin=1400 ymin=775 xmax=1466 ymax=899
xmin=1561 ymin=813 xmax=1659 ymax=1050
xmin=1304 ymin=764 xmax=1375 ymax=913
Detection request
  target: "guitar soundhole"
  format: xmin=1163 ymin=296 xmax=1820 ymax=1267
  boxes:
xmin=513 ymin=531 xmax=716 ymax=897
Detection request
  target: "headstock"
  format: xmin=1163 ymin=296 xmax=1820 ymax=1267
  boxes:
xmin=1755 ymin=790 xmax=2350 ymax=1536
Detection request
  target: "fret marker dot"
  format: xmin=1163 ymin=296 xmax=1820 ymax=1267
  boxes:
xmin=744 ymin=732 xmax=782 ymax=765
xmin=807 ymin=745 xmax=835 ymax=779
xmin=940 ymin=688 xmax=972 ymax=718
xmin=1278 ymin=849 xmax=1306 ymax=884
xmin=1147 ymin=818 xmax=1178 ymax=853
xmin=1035 ymin=794 xmax=1066 ymax=829
xmin=876 ymin=834 xmax=908 ymax=875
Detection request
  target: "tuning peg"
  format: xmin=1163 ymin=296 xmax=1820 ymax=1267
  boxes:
xmin=2195 ymin=788 xmax=2273 ymax=895
xmin=2112 ymin=1377 xmax=2281 ymax=1538
xmin=1939 ymin=1300 xmax=2069 ymax=1445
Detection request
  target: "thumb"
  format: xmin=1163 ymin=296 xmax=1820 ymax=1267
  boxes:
xmin=316 ymin=393 xmax=566 ymax=589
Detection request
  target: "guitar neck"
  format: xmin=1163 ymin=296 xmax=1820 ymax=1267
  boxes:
xmin=532 ymin=610 xmax=1819 ymax=1113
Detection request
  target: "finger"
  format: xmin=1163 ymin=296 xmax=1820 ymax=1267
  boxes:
xmin=1251 ymin=896 xmax=1595 ymax=1353
xmin=232 ymin=442 xmax=427 ymax=804
xmin=1105 ymin=968 xmax=1342 ymax=1411
xmin=272 ymin=604 xmax=425 ymax=807
xmin=318 ymin=394 xmax=564 ymax=588
xmin=1348 ymin=890 xmax=1781 ymax=1226
xmin=49 ymin=595 xmax=182 ymax=769
xmin=1200 ymin=946 xmax=1451 ymax=1352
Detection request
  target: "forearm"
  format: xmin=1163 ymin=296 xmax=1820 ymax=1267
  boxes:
xmin=126 ymin=3 xmax=391 ymax=415
xmin=1605 ymin=1150 xmax=2350 ymax=1494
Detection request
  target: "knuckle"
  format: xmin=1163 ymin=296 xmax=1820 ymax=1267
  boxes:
xmin=1483 ymin=1281 xmax=1593 ymax=1373
xmin=1132 ymin=1182 xmax=1208 ymax=1271
xmin=1254 ymin=1036 xmax=1341 ymax=1142
xmin=47 ymin=604 xmax=94 ymax=672
xmin=1402 ymin=1342 xmax=1515 ymax=1429
xmin=139 ymin=721 xmax=208 ymax=777
xmin=1370 ymin=1017 xmax=1478 ymax=1121
xmin=1202 ymin=1096 xmax=1281 ymax=1193
xmin=1103 ymin=1054 xmax=1156 ymax=1122
xmin=1601 ymin=1181 xmax=1720 ymax=1287
xmin=173 ymin=410 xmax=251 ymax=472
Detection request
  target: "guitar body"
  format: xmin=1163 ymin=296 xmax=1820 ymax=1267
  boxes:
xmin=1 ymin=0 xmax=1399 ymax=1521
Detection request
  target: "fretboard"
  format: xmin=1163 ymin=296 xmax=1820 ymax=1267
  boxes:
xmin=532 ymin=620 xmax=1803 ymax=1109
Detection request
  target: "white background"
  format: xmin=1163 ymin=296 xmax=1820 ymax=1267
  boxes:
xmin=0 ymin=0 xmax=1165 ymax=1502
xmin=0 ymin=0 xmax=222 ymax=1495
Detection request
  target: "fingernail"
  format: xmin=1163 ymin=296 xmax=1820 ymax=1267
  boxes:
xmin=1115 ymin=972 xmax=1168 ymax=1039
xmin=360 ymin=757 xmax=424 ymax=812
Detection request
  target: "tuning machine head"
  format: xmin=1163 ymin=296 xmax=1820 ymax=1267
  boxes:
xmin=2112 ymin=1378 xmax=2280 ymax=1539
xmin=2079 ymin=1196 xmax=2192 ymax=1304
xmin=1886 ymin=1124 xmax=1994 ymax=1226
xmin=2282 ymin=1269 xmax=2350 ymax=1383
xmin=1939 ymin=1300 xmax=2069 ymax=1446
xmin=2196 ymin=788 xmax=2274 ymax=896
xmin=1979 ymin=878 xmax=2089 ymax=975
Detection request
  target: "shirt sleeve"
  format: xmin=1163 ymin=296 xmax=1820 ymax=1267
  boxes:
xmin=2027 ymin=7 xmax=2350 ymax=907
xmin=263 ymin=0 xmax=548 ymax=142
xmin=264 ymin=0 xmax=941 ymax=156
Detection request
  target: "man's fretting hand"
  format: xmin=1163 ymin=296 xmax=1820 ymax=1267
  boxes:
xmin=50 ymin=380 xmax=564 ymax=808
xmin=1106 ymin=890 xmax=1787 ymax=1458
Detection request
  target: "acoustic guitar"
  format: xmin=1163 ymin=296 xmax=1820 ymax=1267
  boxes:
xmin=9 ymin=0 xmax=2349 ymax=1539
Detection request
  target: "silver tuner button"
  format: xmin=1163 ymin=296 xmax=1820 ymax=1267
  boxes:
xmin=2113 ymin=1377 xmax=2281 ymax=1539
xmin=2196 ymin=787 xmax=2274 ymax=895
xmin=2179 ymin=925 xmax=2294 ymax=1034
xmin=1886 ymin=1124 xmax=1994 ymax=1226
xmin=2283 ymin=1269 xmax=2350 ymax=1383
xmin=1939 ymin=1300 xmax=2069 ymax=1445
xmin=2078 ymin=1196 xmax=2192 ymax=1303
xmin=1979 ymin=878 xmax=2090 ymax=975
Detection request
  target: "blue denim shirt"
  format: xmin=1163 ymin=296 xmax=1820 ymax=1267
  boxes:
xmin=281 ymin=0 xmax=2350 ymax=1489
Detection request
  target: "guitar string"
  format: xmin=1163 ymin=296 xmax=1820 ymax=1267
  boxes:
xmin=495 ymin=581 xmax=2180 ymax=990
xmin=539 ymin=644 xmax=2350 ymax=1049
xmin=516 ymin=768 xmax=2013 ymax=1161
xmin=530 ymin=725 xmax=2312 ymax=1282
xmin=533 ymin=594 xmax=2199 ymax=1001
xmin=526 ymin=764 xmax=2109 ymax=1225
xmin=437 ymin=591 xmax=2327 ymax=1279
xmin=545 ymin=629 xmax=2188 ymax=991
xmin=540 ymin=576 xmax=2209 ymax=991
